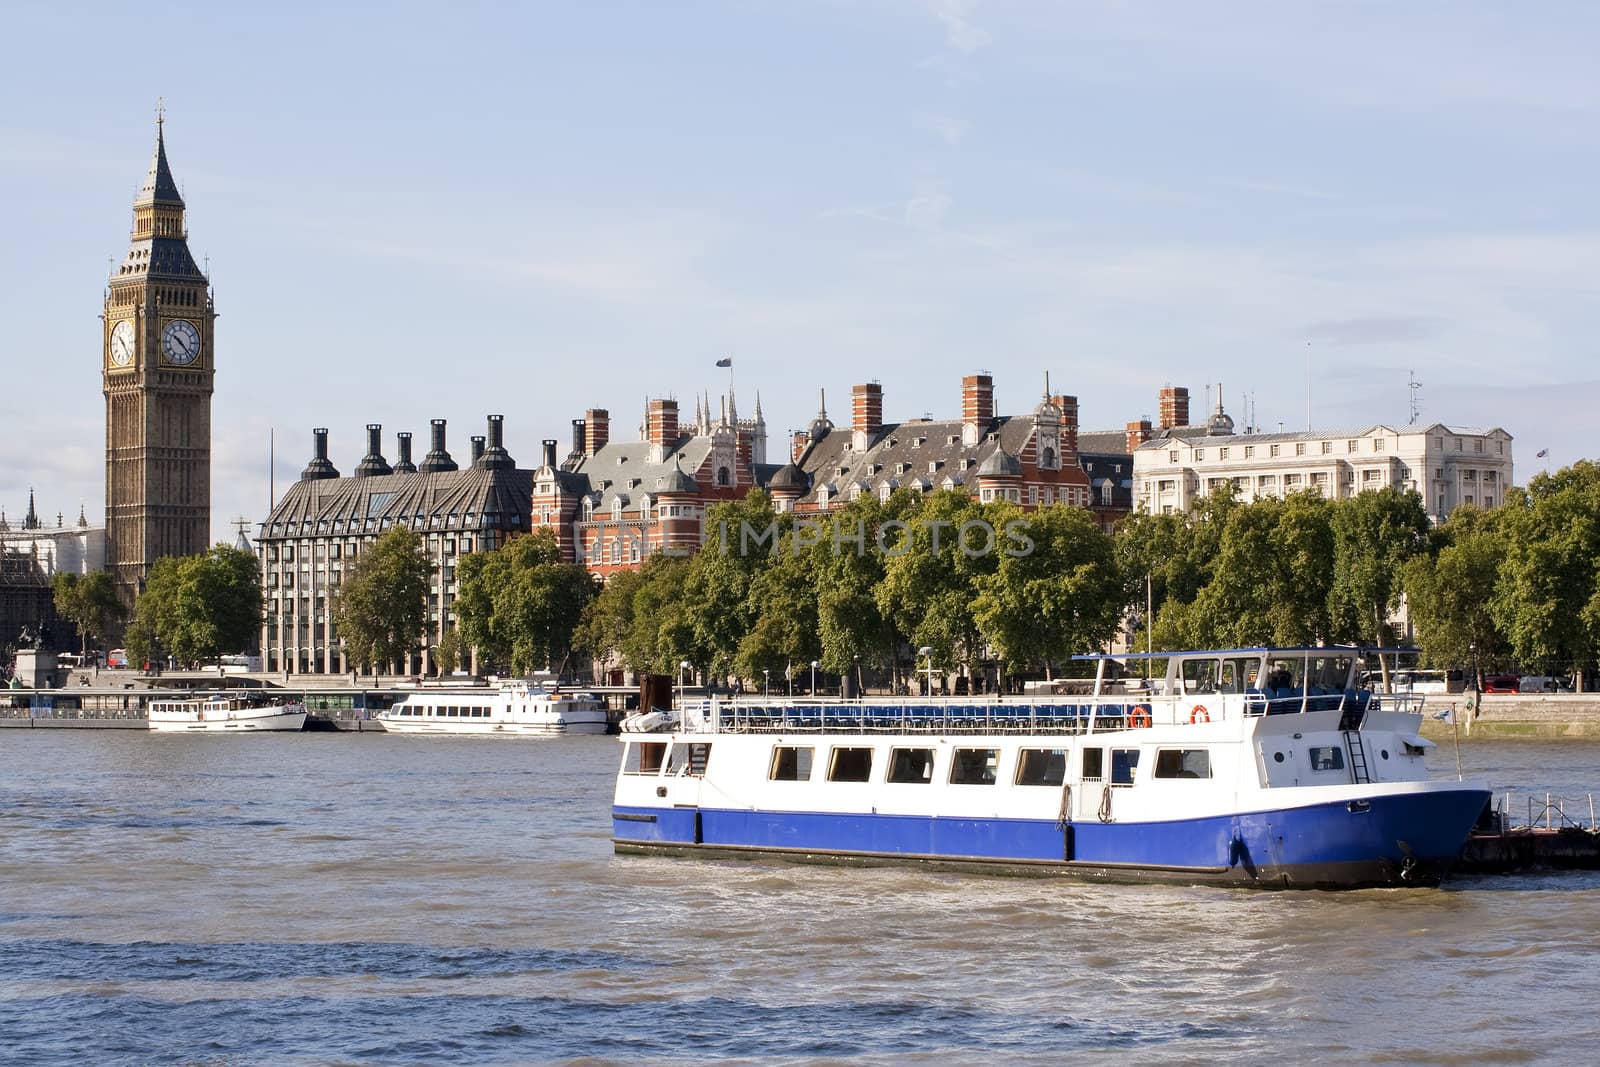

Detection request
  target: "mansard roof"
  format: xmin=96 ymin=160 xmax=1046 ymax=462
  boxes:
xmin=261 ymin=467 xmax=533 ymax=537
xmin=789 ymin=413 xmax=1071 ymax=505
xmin=576 ymin=436 xmax=715 ymax=511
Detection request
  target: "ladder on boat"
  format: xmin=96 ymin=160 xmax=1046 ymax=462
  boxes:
xmin=1344 ymin=729 xmax=1372 ymax=785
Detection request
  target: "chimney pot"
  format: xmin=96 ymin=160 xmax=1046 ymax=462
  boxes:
xmin=419 ymin=418 xmax=458 ymax=473
xmin=542 ymin=438 xmax=559 ymax=469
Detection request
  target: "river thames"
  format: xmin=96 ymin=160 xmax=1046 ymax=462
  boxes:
xmin=3 ymin=732 xmax=1598 ymax=1065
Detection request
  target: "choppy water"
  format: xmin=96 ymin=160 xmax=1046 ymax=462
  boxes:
xmin=2 ymin=731 xmax=1598 ymax=1065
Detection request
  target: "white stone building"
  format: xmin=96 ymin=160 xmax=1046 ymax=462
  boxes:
xmin=1133 ymin=421 xmax=1513 ymax=523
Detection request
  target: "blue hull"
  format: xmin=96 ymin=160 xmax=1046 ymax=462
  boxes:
xmin=613 ymin=788 xmax=1491 ymax=889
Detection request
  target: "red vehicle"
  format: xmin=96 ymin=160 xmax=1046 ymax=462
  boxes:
xmin=1482 ymin=674 xmax=1521 ymax=694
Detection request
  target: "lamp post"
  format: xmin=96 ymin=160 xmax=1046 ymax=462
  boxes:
xmin=810 ymin=660 xmax=819 ymax=696
xmin=918 ymin=645 xmax=933 ymax=697
xmin=677 ymin=659 xmax=691 ymax=710
xmin=762 ymin=668 xmax=770 ymax=698
xmin=853 ymin=653 xmax=860 ymax=699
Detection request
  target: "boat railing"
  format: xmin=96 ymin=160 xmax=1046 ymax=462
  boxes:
xmin=681 ymin=686 xmax=1416 ymax=735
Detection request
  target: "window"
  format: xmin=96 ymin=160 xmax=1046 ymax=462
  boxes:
xmin=1373 ymin=437 xmax=1386 ymax=452
xmin=769 ymin=746 xmax=814 ymax=781
xmin=1219 ymin=447 xmax=1229 ymax=459
xmin=950 ymin=748 xmax=999 ymax=785
xmin=1309 ymin=746 xmax=1345 ymax=773
xmin=665 ymin=742 xmax=713 ymax=777
xmin=1321 ymin=441 xmax=1332 ymax=454
xmin=1110 ymin=748 xmax=1140 ymax=785
xmin=1269 ymin=444 xmax=1280 ymax=457
xmin=1081 ymin=747 xmax=1105 ymax=782
xmin=1153 ymin=749 xmax=1213 ymax=779
xmin=1244 ymin=445 xmax=1254 ymax=458
xmin=1295 ymin=443 xmax=1307 ymax=456
xmin=1016 ymin=748 xmax=1067 ymax=786
xmin=1194 ymin=448 xmax=1204 ymax=460
xmin=828 ymin=747 xmax=873 ymax=782
xmin=887 ymin=747 xmax=935 ymax=784
xmin=1347 ymin=439 xmax=1358 ymax=453
xmin=1169 ymin=450 xmax=1179 ymax=463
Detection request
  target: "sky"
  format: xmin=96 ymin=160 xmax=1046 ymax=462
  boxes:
xmin=2 ymin=1 xmax=1597 ymax=543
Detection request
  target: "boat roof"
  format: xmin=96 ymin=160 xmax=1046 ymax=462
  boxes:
xmin=1072 ymin=646 xmax=1419 ymax=661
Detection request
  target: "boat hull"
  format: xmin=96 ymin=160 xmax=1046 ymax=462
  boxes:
xmin=613 ymin=785 xmax=1490 ymax=889
xmin=148 ymin=710 xmax=307 ymax=732
xmin=379 ymin=716 xmax=608 ymax=736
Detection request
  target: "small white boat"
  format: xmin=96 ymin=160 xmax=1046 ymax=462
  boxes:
xmin=147 ymin=696 xmax=307 ymax=732
xmin=379 ymin=683 xmax=610 ymax=736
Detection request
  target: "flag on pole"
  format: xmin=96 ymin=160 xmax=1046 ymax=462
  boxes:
xmin=1537 ymin=448 xmax=1549 ymax=458
xmin=715 ymin=357 xmax=733 ymax=368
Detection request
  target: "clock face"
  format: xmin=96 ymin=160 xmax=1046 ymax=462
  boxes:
xmin=109 ymin=320 xmax=135 ymax=368
xmin=160 ymin=319 xmax=201 ymax=366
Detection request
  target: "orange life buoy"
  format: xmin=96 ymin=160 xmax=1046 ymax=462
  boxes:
xmin=1191 ymin=705 xmax=1210 ymax=724
xmin=1129 ymin=705 xmax=1152 ymax=729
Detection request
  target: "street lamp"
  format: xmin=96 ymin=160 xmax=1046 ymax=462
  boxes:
xmin=762 ymin=668 xmax=770 ymax=698
xmin=918 ymin=645 xmax=933 ymax=697
xmin=677 ymin=659 xmax=691 ymax=711
xmin=853 ymin=653 xmax=860 ymax=699
xmin=810 ymin=660 xmax=819 ymax=696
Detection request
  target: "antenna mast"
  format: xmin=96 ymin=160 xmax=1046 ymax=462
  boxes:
xmin=1407 ymin=370 xmax=1423 ymax=424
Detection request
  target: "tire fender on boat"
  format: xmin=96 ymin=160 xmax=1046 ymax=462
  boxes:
xmin=1190 ymin=705 xmax=1210 ymax=724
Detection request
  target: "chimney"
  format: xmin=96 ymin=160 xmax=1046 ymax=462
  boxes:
xmin=393 ymin=432 xmax=417 ymax=473
xmin=792 ymin=430 xmax=809 ymax=463
xmin=961 ymin=373 xmax=994 ymax=445
xmin=584 ymin=408 xmax=610 ymax=455
xmin=419 ymin=418 xmax=458 ymax=473
xmin=1126 ymin=418 xmax=1153 ymax=453
xmin=1159 ymin=386 xmax=1190 ymax=430
xmin=852 ymin=383 xmax=883 ymax=439
xmin=571 ymin=419 xmax=586 ymax=456
xmin=355 ymin=423 xmax=392 ymax=477
xmin=470 ymin=435 xmax=486 ymax=464
xmin=647 ymin=398 xmax=679 ymax=452
xmin=476 ymin=414 xmax=515 ymax=470
xmin=1055 ymin=395 xmax=1079 ymax=456
xmin=542 ymin=439 xmax=558 ymax=469
xmin=301 ymin=427 xmax=339 ymax=480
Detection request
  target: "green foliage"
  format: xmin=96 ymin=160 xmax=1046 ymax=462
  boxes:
xmin=1489 ymin=462 xmax=1600 ymax=676
xmin=1328 ymin=487 xmax=1432 ymax=645
xmin=51 ymin=571 xmax=127 ymax=654
xmin=972 ymin=502 xmax=1123 ymax=673
xmin=125 ymin=545 xmax=262 ymax=667
xmin=434 ymin=627 xmax=461 ymax=677
xmin=1402 ymin=506 xmax=1509 ymax=669
xmin=332 ymin=526 xmax=433 ymax=672
xmin=455 ymin=529 xmax=597 ymax=674
xmin=876 ymin=490 xmax=996 ymax=675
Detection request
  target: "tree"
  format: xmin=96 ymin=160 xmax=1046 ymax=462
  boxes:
xmin=576 ymin=566 xmax=646 ymax=672
xmin=973 ymin=502 xmax=1123 ymax=678
xmin=434 ymin=627 xmax=462 ymax=677
xmin=1403 ymin=506 xmax=1508 ymax=671
xmin=735 ymin=537 xmax=819 ymax=684
xmin=125 ymin=545 xmax=262 ymax=668
xmin=51 ymin=571 xmax=127 ymax=655
xmin=1490 ymin=462 xmax=1600 ymax=686
xmin=333 ymin=526 xmax=433 ymax=673
xmin=684 ymin=490 xmax=781 ymax=680
xmin=1328 ymin=487 xmax=1432 ymax=648
xmin=455 ymin=529 xmax=597 ymax=675
xmin=813 ymin=492 xmax=913 ymax=685
xmin=877 ymin=490 xmax=997 ymax=682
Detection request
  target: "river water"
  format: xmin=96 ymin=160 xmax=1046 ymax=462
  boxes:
xmin=2 ymin=732 xmax=1598 ymax=1065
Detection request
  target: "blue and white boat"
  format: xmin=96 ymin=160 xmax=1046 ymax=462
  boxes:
xmin=611 ymin=647 xmax=1490 ymax=889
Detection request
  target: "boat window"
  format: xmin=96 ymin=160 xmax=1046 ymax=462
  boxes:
xmin=624 ymin=741 xmax=667 ymax=775
xmin=1016 ymin=748 xmax=1067 ymax=786
xmin=828 ymin=747 xmax=874 ymax=783
xmin=1081 ymin=747 xmax=1104 ymax=782
xmin=1153 ymin=749 xmax=1213 ymax=779
xmin=769 ymin=746 xmax=814 ymax=782
xmin=1110 ymin=748 xmax=1140 ymax=786
xmin=1181 ymin=659 xmax=1219 ymax=695
xmin=950 ymin=748 xmax=999 ymax=785
xmin=887 ymin=748 xmax=935 ymax=784
xmin=665 ymin=742 xmax=712 ymax=776
xmin=1309 ymin=746 xmax=1345 ymax=772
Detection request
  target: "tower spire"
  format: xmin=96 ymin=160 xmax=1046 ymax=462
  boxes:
xmin=137 ymin=105 xmax=184 ymax=207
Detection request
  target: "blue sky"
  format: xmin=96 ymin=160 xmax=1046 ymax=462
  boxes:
xmin=3 ymin=1 xmax=1597 ymax=542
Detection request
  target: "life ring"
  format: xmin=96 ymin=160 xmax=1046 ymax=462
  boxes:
xmin=1190 ymin=705 xmax=1210 ymax=724
xmin=1129 ymin=705 xmax=1151 ymax=729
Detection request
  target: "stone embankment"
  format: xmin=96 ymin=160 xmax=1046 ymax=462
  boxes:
xmin=1416 ymin=693 xmax=1600 ymax=741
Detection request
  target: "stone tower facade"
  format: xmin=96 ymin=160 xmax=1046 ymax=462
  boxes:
xmin=103 ymin=115 xmax=215 ymax=604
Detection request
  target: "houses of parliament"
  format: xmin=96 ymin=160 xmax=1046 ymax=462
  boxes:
xmin=2 ymin=114 xmax=214 ymax=651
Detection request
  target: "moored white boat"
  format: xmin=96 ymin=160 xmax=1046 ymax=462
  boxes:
xmin=611 ymin=646 xmax=1491 ymax=889
xmin=147 ymin=696 xmax=307 ymax=732
xmin=379 ymin=683 xmax=609 ymax=735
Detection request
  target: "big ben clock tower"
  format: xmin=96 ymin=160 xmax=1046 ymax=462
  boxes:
xmin=103 ymin=111 xmax=215 ymax=606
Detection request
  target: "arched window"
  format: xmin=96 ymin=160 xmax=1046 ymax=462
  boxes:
xmin=1043 ymin=446 xmax=1057 ymax=469
xmin=717 ymin=466 xmax=731 ymax=486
